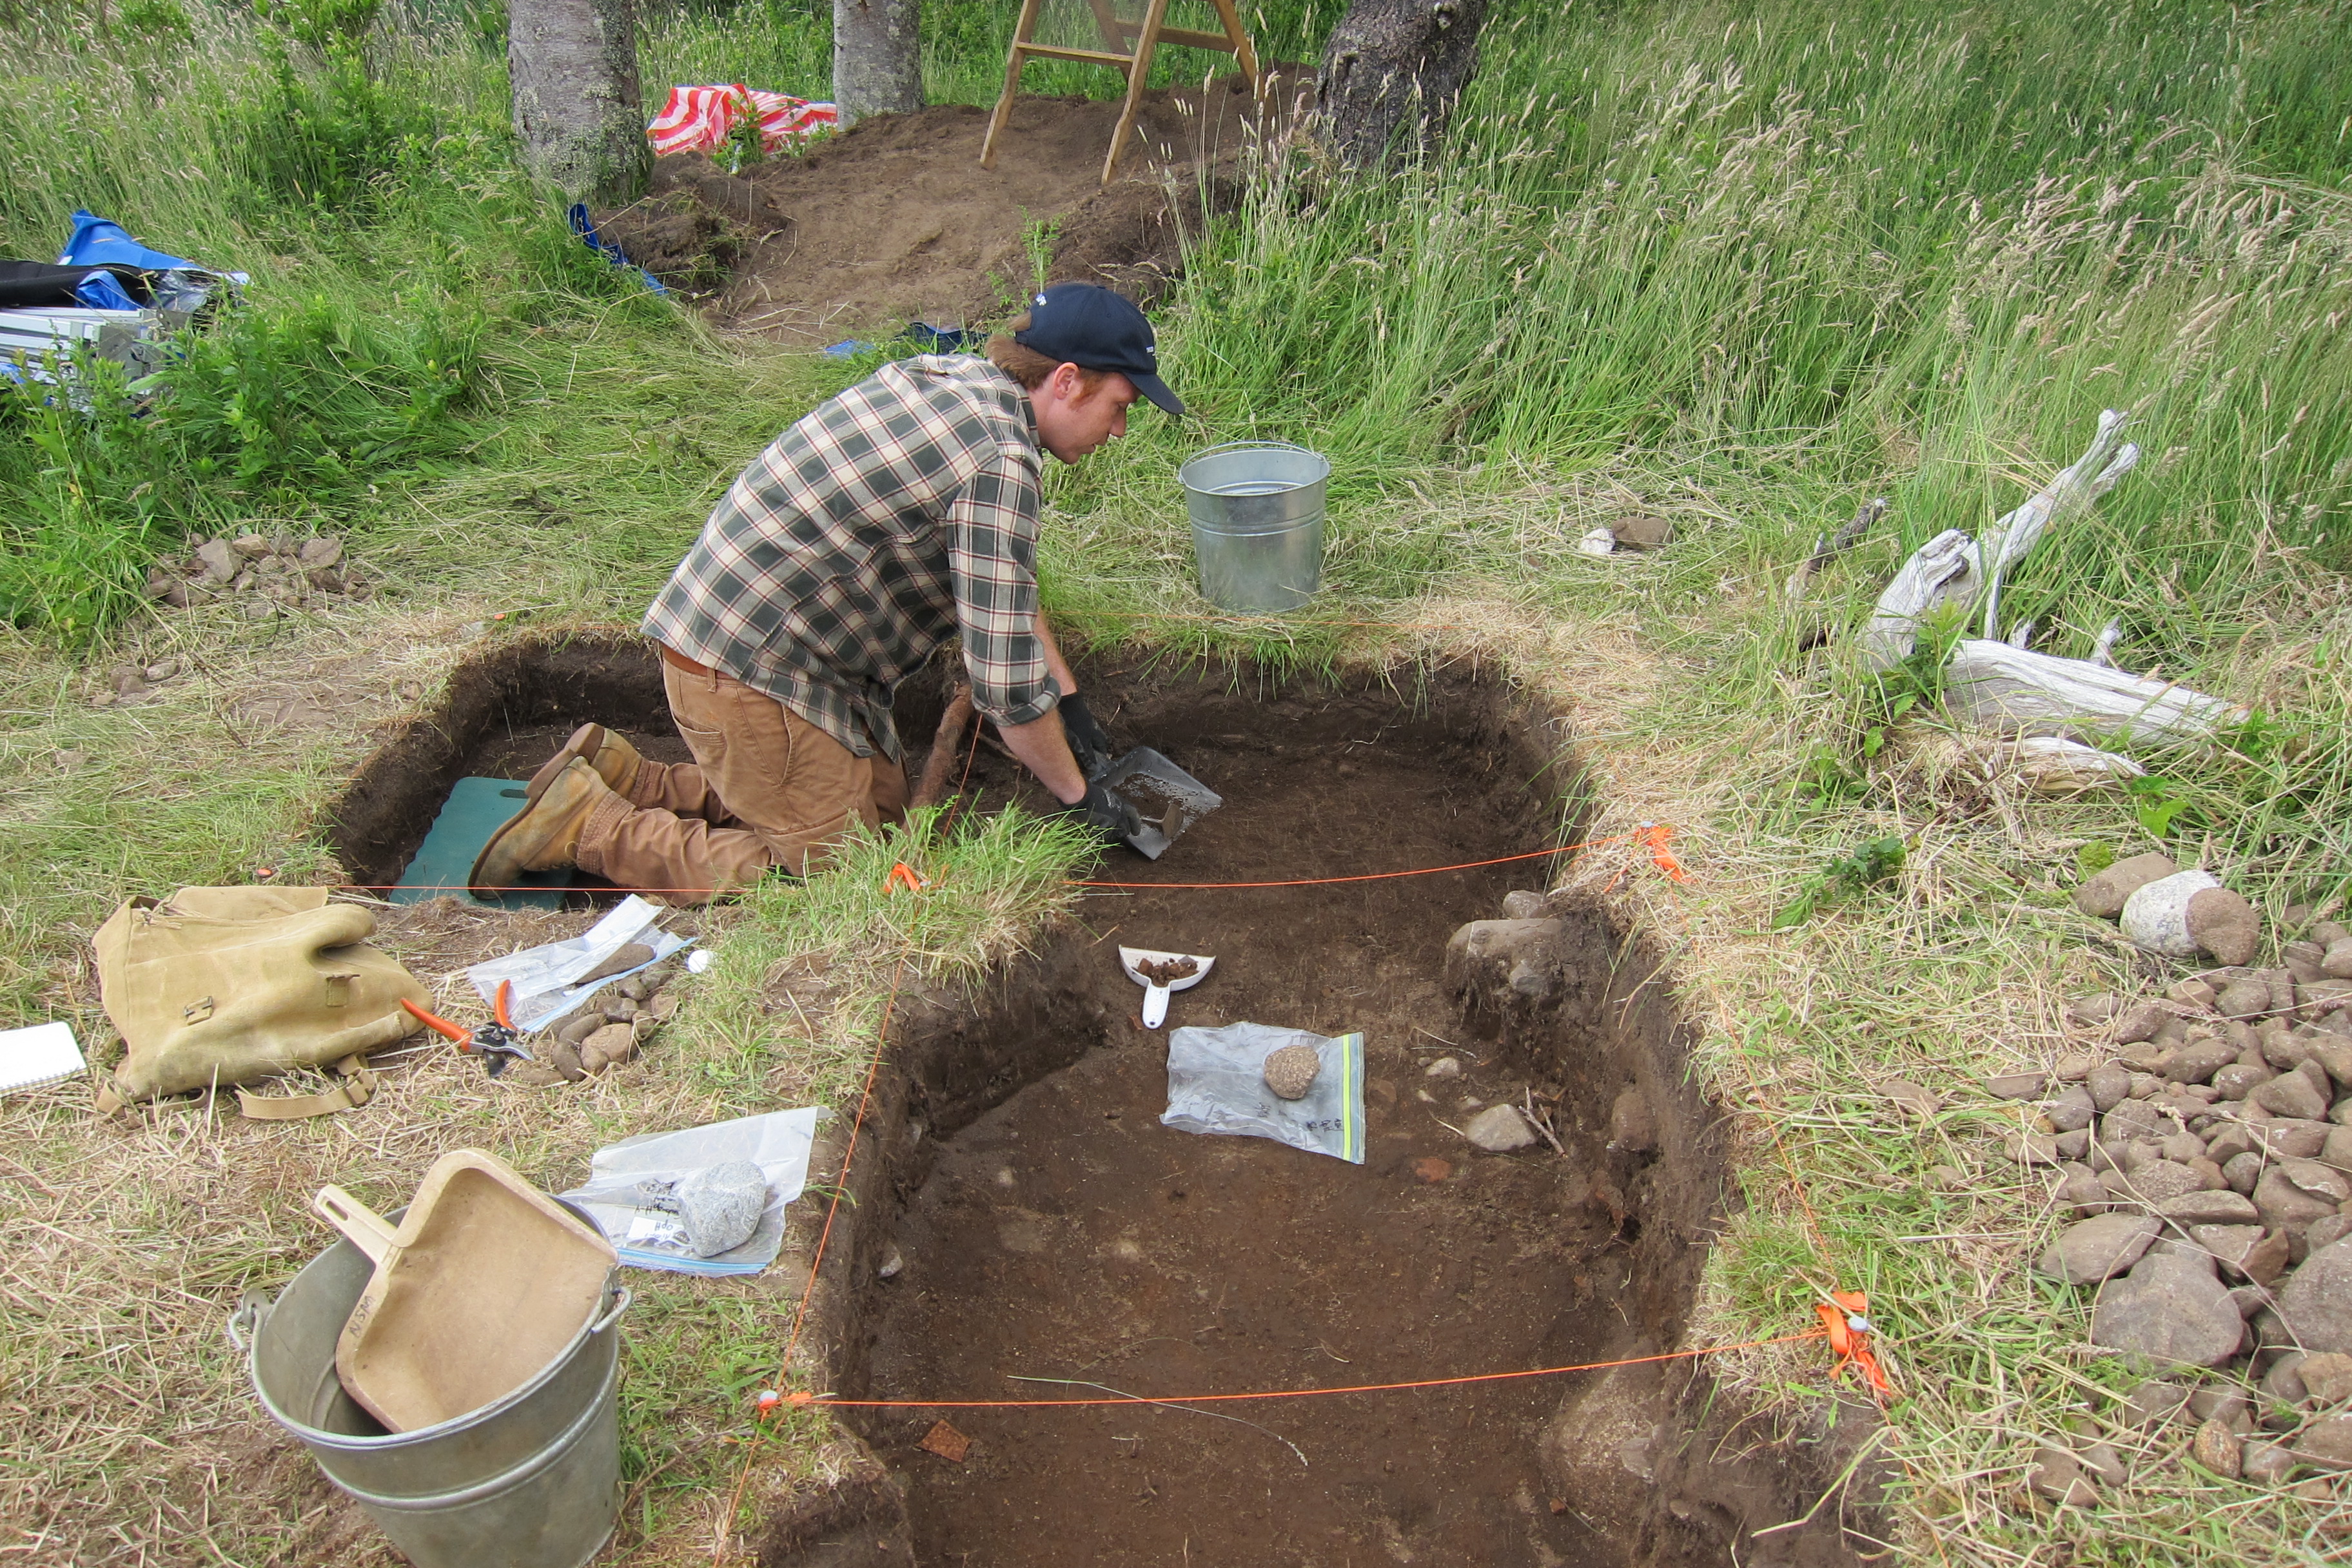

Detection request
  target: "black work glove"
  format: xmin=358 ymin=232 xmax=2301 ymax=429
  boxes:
xmin=1058 ymin=691 xmax=1115 ymax=779
xmin=1062 ymin=778 xmax=1143 ymax=843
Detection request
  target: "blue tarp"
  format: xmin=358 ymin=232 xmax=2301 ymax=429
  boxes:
xmin=57 ymin=210 xmax=211 ymax=275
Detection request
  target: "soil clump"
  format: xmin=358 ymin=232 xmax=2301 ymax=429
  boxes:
xmin=593 ymin=75 xmax=1297 ymax=343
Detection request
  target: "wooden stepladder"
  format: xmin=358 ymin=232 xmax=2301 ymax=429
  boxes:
xmin=980 ymin=0 xmax=1263 ymax=187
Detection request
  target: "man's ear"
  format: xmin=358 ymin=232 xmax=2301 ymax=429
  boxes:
xmin=1044 ymin=361 xmax=1083 ymax=402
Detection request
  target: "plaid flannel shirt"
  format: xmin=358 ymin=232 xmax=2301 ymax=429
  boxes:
xmin=642 ymin=355 xmax=1056 ymax=763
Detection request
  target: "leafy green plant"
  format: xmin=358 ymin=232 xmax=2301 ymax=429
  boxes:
xmin=2124 ymin=774 xmax=2201 ymax=843
xmin=1772 ymin=836 xmax=1910 ymax=929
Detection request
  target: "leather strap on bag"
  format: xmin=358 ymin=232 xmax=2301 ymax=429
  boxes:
xmin=235 ymin=1054 xmax=378 ymax=1120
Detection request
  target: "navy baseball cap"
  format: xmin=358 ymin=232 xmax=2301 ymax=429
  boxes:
xmin=1012 ymin=282 xmax=1183 ymax=416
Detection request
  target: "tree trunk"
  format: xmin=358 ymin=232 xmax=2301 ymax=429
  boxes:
xmin=509 ymin=0 xmax=649 ymax=204
xmin=1317 ymin=0 xmax=1489 ymax=169
xmin=833 ymin=0 xmax=923 ymax=127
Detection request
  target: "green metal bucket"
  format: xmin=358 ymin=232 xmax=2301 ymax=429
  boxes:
xmin=230 ymin=1206 xmax=629 ymax=1568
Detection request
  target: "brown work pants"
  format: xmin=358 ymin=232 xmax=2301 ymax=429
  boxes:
xmin=574 ymin=652 xmax=906 ymax=904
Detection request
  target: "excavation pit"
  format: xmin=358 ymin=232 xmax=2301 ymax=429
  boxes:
xmin=794 ymin=663 xmax=1886 ymax=1567
xmin=326 ymin=642 xmax=1882 ymax=1562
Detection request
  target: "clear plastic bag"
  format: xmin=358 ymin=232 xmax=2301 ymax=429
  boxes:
xmin=1161 ymin=1022 xmax=1365 ymax=1163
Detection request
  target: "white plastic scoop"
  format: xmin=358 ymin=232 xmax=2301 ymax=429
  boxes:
xmin=1119 ymin=946 xmax=1215 ymax=1029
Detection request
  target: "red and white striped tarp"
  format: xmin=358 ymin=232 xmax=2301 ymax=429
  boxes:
xmin=647 ymin=86 xmax=838 ymax=157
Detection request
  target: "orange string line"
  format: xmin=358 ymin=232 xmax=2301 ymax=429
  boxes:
xmin=793 ymin=1331 xmax=1828 ymax=1410
xmin=331 ymin=832 xmax=1647 ymax=899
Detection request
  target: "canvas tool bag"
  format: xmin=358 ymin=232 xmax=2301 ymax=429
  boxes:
xmin=93 ymin=887 xmax=431 ymax=1117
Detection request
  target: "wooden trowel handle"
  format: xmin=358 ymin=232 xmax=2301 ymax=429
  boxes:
xmin=313 ymin=1184 xmax=398 ymax=1264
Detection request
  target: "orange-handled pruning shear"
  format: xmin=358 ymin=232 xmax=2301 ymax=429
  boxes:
xmin=400 ymin=979 xmax=533 ymax=1077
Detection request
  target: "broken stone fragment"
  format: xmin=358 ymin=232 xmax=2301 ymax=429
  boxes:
xmin=545 ymin=1039 xmax=587 ymax=1083
xmin=1424 ymin=1055 xmax=1461 ymax=1079
xmin=2110 ymin=1159 xmax=2203 ymax=1208
xmin=2090 ymin=1250 xmax=2246 ymax=1367
xmin=1446 ymin=918 xmax=1568 ymax=1008
xmin=1462 ymin=1103 xmax=1538 ymax=1152
xmin=2053 ymin=1050 xmax=2096 ymax=1081
xmin=2066 ymin=994 xmax=2121 ymax=1028
xmin=231 ymin=532 xmax=269 ymax=558
xmin=1500 ymin=889 xmax=1548 ymax=919
xmin=2038 ymin=1213 xmax=2159 ymax=1285
xmin=1986 ymin=1072 xmax=2048 ymax=1100
xmin=297 ymin=536 xmax=342 ymax=569
xmin=2242 ymin=1441 xmax=2296 ymax=1484
xmin=2075 ymin=852 xmax=2180 ymax=919
xmin=2121 ymin=1378 xmax=2190 ymax=1428
xmin=195 ymin=538 xmax=237 ymax=583
xmin=2054 ymin=1164 xmax=2113 ymax=1217
xmin=2086 ymin=1062 xmax=2132 ymax=1112
xmin=2217 ymin=979 xmax=2273 ymax=1021
xmin=648 ymin=990 xmax=682 ymax=1021
xmin=2077 ymin=1441 xmax=2128 ymax=1487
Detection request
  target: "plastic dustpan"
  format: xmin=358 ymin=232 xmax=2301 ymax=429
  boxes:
xmin=391 ymin=777 xmax=573 ymax=909
xmin=1094 ymin=748 xmax=1222 ymax=859
xmin=313 ymin=1148 xmax=617 ymax=1433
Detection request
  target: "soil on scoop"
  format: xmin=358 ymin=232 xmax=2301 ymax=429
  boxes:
xmin=595 ymin=74 xmax=1297 ymax=341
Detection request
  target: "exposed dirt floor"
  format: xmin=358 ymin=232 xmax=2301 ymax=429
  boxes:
xmin=593 ymin=75 xmax=1302 ymax=346
xmin=870 ymin=672 xmax=1604 ymax=1566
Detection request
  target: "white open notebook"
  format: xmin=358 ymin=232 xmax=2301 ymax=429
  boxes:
xmin=0 ymin=1021 xmax=85 ymax=1095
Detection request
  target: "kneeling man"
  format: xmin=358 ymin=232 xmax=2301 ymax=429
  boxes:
xmin=470 ymin=284 xmax=1179 ymax=903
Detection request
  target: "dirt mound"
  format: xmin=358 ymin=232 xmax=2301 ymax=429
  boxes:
xmin=595 ymin=73 xmax=1298 ymax=344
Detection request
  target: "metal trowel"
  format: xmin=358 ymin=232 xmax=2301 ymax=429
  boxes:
xmin=1092 ymin=747 xmax=1223 ymax=859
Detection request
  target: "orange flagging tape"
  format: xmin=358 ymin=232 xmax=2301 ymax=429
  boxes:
xmin=1815 ymin=1289 xmax=1894 ymax=1399
xmin=770 ymin=1331 xmax=1829 ymax=1412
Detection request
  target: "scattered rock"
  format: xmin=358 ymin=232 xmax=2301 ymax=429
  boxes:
xmin=2256 ymin=1166 xmax=2345 ymax=1230
xmin=2192 ymin=1418 xmax=2244 ymax=1479
xmin=2039 ymin=1213 xmax=2159 ymax=1284
xmin=2066 ymin=994 xmax=2122 ymax=1027
xmin=2303 ymin=1353 xmax=2352 ymax=1405
xmin=2110 ymin=1160 xmax=2204 ymax=1208
xmin=2091 ymin=1250 xmax=2247 ymax=1367
xmin=2162 ymin=1190 xmax=2263 ymax=1225
xmin=580 ymin=1023 xmax=638 ymax=1073
xmin=2115 ymin=1003 xmax=2171 ymax=1045
xmin=1608 ymin=1086 xmax=1657 ymax=1152
xmin=605 ymin=998 xmax=640 ymax=1023
xmin=1447 ymin=917 xmax=1569 ymax=1008
xmin=2121 ymin=1378 xmax=2191 ymax=1427
xmin=2087 ymin=1063 xmax=2133 ymax=1113
xmin=1501 ymin=889 xmax=1549 ymax=919
xmin=1988 ymin=1072 xmax=2048 ymax=1100
xmin=2217 ymin=979 xmax=2273 ymax=1021
xmin=1263 ymin=1043 xmax=1321 ymax=1100
xmin=501 ymin=1062 xmax=569 ymax=1088
xmin=2243 ymin=1441 xmax=2297 ymax=1484
xmin=2265 ymin=1353 xmax=2310 ymax=1403
xmin=2166 ymin=1034 xmax=2237 ymax=1085
xmin=2028 ymin=1445 xmax=2097 ymax=1506
xmin=2213 ymin=1062 xmax=2275 ymax=1100
xmin=2189 ymin=888 xmax=2263 ymax=968
xmin=2046 ymin=1086 xmax=2097 ymax=1133
xmin=2076 ymin=852 xmax=2181 ymax=919
xmin=2280 ymin=1237 xmax=2352 ymax=1352
xmin=545 ymin=1039 xmax=587 ymax=1083
xmin=2078 ymin=1442 xmax=2128 ymax=1487
xmin=649 ymin=990 xmax=682 ymax=1022
xmin=2055 ymin=1165 xmax=2114 ymax=1216
xmin=1928 ymin=1164 xmax=1969 ymax=1190
xmin=1462 ymin=1104 xmax=1538 ymax=1152
xmin=556 ymin=1012 xmax=609 ymax=1046
xmin=2329 ymin=941 xmax=2352 ymax=980
xmin=195 ymin=538 xmax=237 ymax=582
xmin=2123 ymin=870 xmax=2225 ymax=959
xmin=2004 ymin=1130 xmax=2063 ymax=1166
xmin=2255 ymin=1070 xmax=2331 ymax=1121
xmin=1607 ymin=513 xmax=1675 ymax=549
xmin=1870 ymin=1078 xmax=1937 ymax=1121
xmin=2297 ymin=1413 xmax=2352 ymax=1470
xmin=1424 ymin=1055 xmax=1462 ymax=1079
xmin=297 ymin=536 xmax=343 ymax=569
xmin=878 ymin=1245 xmax=905 ymax=1280
xmin=2055 ymin=1050 xmax=2098 ymax=1080
xmin=579 ymin=941 xmax=657 ymax=985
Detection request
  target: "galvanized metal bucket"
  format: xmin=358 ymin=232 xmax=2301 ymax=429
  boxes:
xmin=229 ymin=1204 xmax=629 ymax=1568
xmin=1179 ymin=440 xmax=1332 ymax=614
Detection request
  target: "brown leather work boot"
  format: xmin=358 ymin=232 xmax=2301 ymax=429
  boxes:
xmin=470 ymin=758 xmax=615 ymax=895
xmin=529 ymin=723 xmax=643 ymax=801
